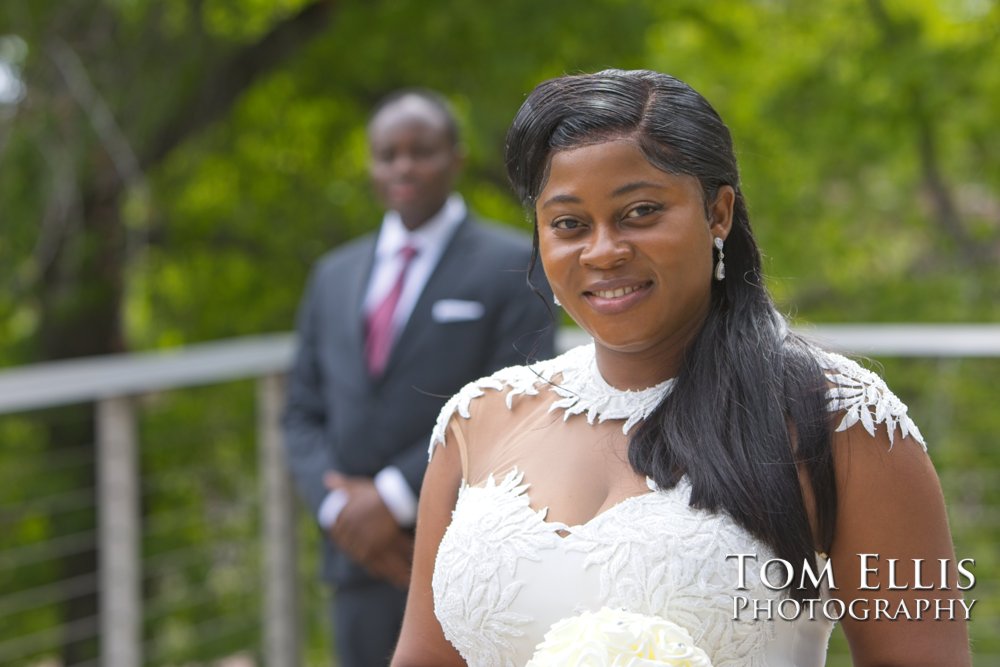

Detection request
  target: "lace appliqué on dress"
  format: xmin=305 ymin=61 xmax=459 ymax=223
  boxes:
xmin=429 ymin=344 xmax=891 ymax=666
xmin=432 ymin=470 xmax=566 ymax=667
xmin=818 ymin=350 xmax=926 ymax=449
xmin=428 ymin=344 xmax=673 ymax=457
xmin=433 ymin=471 xmax=782 ymax=667
xmin=563 ymin=479 xmax=777 ymax=667
xmin=429 ymin=343 xmax=926 ymax=459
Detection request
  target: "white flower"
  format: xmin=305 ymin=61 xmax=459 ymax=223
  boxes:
xmin=525 ymin=607 xmax=713 ymax=667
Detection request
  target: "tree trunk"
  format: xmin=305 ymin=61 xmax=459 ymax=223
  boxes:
xmin=29 ymin=3 xmax=339 ymax=660
xmin=36 ymin=156 xmax=126 ymax=664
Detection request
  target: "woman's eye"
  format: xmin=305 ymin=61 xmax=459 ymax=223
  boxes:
xmin=625 ymin=203 xmax=661 ymax=219
xmin=552 ymin=218 xmax=583 ymax=230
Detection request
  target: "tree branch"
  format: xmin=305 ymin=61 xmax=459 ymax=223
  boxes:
xmin=49 ymin=39 xmax=147 ymax=191
xmin=33 ymin=136 xmax=84 ymax=289
xmin=865 ymin=0 xmax=987 ymax=266
xmin=141 ymin=0 xmax=337 ymax=169
xmin=913 ymin=103 xmax=985 ymax=264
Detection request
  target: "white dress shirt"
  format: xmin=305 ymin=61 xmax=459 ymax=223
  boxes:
xmin=318 ymin=194 xmax=467 ymax=530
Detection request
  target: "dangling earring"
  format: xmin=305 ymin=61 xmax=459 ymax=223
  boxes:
xmin=553 ymin=294 xmax=562 ymax=307
xmin=713 ymin=237 xmax=726 ymax=281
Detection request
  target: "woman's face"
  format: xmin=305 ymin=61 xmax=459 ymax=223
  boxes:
xmin=536 ymin=139 xmax=733 ymax=361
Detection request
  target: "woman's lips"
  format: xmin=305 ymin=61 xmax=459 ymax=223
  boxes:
xmin=582 ymin=281 xmax=653 ymax=314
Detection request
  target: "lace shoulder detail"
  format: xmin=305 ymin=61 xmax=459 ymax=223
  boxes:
xmin=428 ymin=344 xmax=675 ymax=459
xmin=818 ymin=350 xmax=925 ymax=449
xmin=426 ymin=351 xmax=567 ymax=459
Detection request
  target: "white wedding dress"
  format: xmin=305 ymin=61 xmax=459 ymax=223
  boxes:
xmin=428 ymin=343 xmax=924 ymax=667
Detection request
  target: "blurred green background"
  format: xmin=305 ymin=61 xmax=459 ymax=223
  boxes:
xmin=0 ymin=0 xmax=997 ymax=664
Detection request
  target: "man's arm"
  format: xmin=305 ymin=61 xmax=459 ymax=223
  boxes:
xmin=284 ymin=267 xmax=410 ymax=584
xmin=282 ymin=267 xmax=334 ymax=515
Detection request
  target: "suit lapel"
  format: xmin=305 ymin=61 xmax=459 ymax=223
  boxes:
xmin=380 ymin=216 xmax=474 ymax=378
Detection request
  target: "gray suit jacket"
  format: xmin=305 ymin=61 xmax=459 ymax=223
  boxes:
xmin=283 ymin=214 xmax=555 ymax=585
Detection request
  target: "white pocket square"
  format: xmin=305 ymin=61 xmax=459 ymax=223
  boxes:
xmin=432 ymin=299 xmax=485 ymax=323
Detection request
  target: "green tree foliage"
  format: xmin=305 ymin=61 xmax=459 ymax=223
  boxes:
xmin=0 ymin=0 xmax=997 ymax=664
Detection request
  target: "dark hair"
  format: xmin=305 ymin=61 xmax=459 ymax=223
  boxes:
xmin=368 ymin=88 xmax=461 ymax=146
xmin=504 ymin=69 xmax=836 ymax=601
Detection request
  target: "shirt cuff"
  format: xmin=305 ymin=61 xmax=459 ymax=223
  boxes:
xmin=317 ymin=489 xmax=349 ymax=529
xmin=374 ymin=466 xmax=418 ymax=527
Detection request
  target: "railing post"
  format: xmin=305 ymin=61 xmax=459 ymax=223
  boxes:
xmin=97 ymin=395 xmax=141 ymax=667
xmin=258 ymin=374 xmax=300 ymax=667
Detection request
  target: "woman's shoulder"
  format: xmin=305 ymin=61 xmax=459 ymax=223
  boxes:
xmin=811 ymin=346 xmax=925 ymax=449
xmin=427 ymin=344 xmax=594 ymax=459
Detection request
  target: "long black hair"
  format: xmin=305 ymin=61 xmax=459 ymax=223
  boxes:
xmin=505 ymin=70 xmax=836 ymax=601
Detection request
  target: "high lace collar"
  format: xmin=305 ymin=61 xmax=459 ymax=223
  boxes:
xmin=540 ymin=344 xmax=675 ymax=434
xmin=431 ymin=340 xmax=925 ymax=461
xmin=429 ymin=343 xmax=674 ymax=452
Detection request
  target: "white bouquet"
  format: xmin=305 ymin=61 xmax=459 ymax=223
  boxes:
xmin=525 ymin=607 xmax=713 ymax=667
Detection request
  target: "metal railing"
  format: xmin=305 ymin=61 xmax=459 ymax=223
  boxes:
xmin=0 ymin=335 xmax=297 ymax=667
xmin=0 ymin=325 xmax=997 ymax=666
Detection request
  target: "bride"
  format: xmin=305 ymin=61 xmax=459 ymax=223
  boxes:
xmin=390 ymin=70 xmax=970 ymax=666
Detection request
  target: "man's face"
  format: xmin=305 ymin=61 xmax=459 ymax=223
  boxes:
xmin=368 ymin=97 xmax=462 ymax=230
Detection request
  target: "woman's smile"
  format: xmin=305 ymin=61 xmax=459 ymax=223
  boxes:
xmin=582 ymin=279 xmax=654 ymax=314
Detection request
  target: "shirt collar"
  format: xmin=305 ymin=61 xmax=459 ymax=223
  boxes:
xmin=375 ymin=194 xmax=467 ymax=260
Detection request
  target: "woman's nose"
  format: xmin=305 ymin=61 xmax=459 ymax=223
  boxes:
xmin=580 ymin=226 xmax=632 ymax=269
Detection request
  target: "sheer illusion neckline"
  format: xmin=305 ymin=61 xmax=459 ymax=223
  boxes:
xmin=466 ymin=468 xmax=667 ymax=540
xmin=429 ymin=343 xmax=677 ymax=454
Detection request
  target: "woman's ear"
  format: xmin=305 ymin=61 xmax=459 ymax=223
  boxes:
xmin=708 ymin=185 xmax=736 ymax=241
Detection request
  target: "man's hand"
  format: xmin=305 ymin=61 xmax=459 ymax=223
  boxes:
xmin=325 ymin=472 xmax=405 ymax=570
xmin=365 ymin=531 xmax=414 ymax=589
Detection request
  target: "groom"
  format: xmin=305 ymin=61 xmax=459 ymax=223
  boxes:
xmin=282 ymin=89 xmax=554 ymax=666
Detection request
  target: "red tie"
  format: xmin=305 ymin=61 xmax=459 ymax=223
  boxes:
xmin=365 ymin=245 xmax=418 ymax=376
